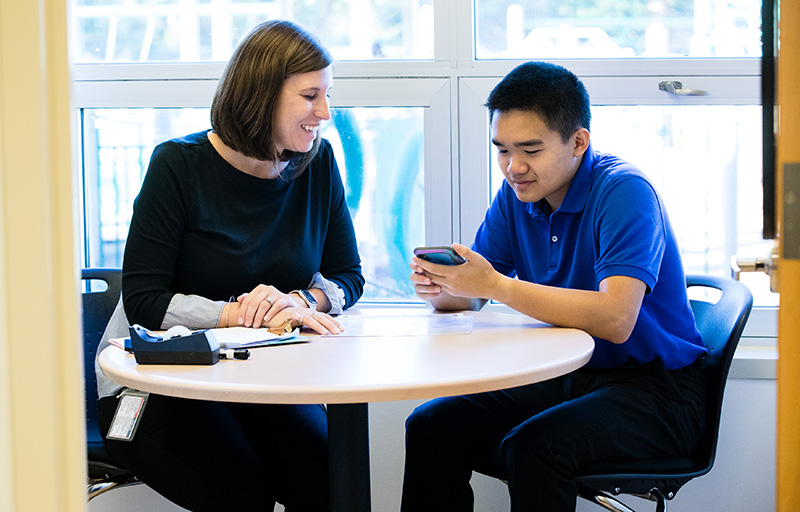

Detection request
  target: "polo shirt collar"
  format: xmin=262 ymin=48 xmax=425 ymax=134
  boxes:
xmin=526 ymin=142 xmax=596 ymax=217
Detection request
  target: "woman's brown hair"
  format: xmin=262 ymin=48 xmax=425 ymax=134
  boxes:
xmin=210 ymin=20 xmax=333 ymax=178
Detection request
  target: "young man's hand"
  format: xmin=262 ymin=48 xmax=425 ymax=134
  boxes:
xmin=410 ymin=243 xmax=500 ymax=301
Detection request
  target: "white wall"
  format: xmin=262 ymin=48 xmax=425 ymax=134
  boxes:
xmin=90 ymin=375 xmax=776 ymax=512
xmin=1 ymin=0 xmax=86 ymax=509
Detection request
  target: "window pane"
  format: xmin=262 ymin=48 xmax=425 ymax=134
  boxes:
xmin=324 ymin=108 xmax=425 ymax=302
xmin=81 ymin=108 xmax=210 ymax=269
xmin=71 ymin=0 xmax=434 ymax=63
xmin=81 ymin=107 xmax=424 ymax=302
xmin=475 ymin=0 xmax=762 ymax=59
xmin=489 ymin=105 xmax=777 ymax=306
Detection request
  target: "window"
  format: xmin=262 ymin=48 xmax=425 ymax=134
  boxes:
xmin=81 ymin=108 xmax=210 ymax=268
xmin=73 ymin=0 xmax=774 ymax=308
xmin=475 ymin=0 xmax=761 ymax=59
xmin=324 ymin=108 xmax=426 ymax=300
xmin=71 ymin=0 xmax=434 ymax=63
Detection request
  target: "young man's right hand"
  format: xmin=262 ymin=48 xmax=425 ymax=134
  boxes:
xmin=410 ymin=244 xmax=491 ymax=311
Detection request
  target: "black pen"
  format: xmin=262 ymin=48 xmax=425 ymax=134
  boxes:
xmin=219 ymin=348 xmax=250 ymax=360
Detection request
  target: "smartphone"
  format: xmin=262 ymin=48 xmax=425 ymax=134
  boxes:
xmin=413 ymin=246 xmax=467 ymax=265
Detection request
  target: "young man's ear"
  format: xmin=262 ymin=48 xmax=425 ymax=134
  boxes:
xmin=572 ymin=128 xmax=590 ymax=156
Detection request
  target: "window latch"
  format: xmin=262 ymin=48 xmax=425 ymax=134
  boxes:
xmin=658 ymin=80 xmax=709 ymax=97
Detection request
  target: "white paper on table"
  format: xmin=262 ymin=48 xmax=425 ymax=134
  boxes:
xmin=207 ymin=327 xmax=308 ymax=348
xmin=323 ymin=313 xmax=473 ymax=337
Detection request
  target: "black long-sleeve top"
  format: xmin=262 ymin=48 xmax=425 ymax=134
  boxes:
xmin=121 ymin=130 xmax=364 ymax=330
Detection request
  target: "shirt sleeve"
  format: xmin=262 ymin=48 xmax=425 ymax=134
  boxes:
xmin=307 ymin=272 xmax=346 ymax=315
xmin=593 ymin=175 xmax=666 ymax=292
xmin=161 ymin=294 xmax=225 ymax=330
xmin=122 ymin=140 xmax=191 ymax=329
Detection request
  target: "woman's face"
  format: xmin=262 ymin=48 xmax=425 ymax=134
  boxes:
xmin=273 ymin=65 xmax=333 ymax=155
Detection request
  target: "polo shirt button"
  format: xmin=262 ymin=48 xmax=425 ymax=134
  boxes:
xmin=551 ymin=235 xmax=558 ymax=242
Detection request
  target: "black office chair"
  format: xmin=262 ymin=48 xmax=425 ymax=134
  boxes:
xmin=82 ymin=268 xmax=140 ymax=500
xmin=575 ymin=274 xmax=753 ymax=512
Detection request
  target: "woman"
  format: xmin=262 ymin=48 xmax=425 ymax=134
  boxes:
xmin=95 ymin=20 xmax=364 ymax=511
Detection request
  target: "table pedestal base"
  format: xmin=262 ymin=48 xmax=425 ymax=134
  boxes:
xmin=328 ymin=403 xmax=371 ymax=512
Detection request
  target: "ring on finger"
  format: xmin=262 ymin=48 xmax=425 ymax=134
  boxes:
xmin=311 ymin=312 xmax=317 ymax=320
xmin=263 ymin=297 xmax=273 ymax=307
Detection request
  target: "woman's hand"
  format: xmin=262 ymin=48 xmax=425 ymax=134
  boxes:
xmin=234 ymin=284 xmax=306 ymax=328
xmin=266 ymin=307 xmax=343 ymax=335
xmin=224 ymin=284 xmax=342 ymax=335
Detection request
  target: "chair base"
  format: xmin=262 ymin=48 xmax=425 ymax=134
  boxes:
xmin=87 ymin=476 xmax=141 ymax=501
xmin=578 ymin=485 xmax=668 ymax=512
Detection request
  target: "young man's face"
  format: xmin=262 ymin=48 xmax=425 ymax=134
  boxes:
xmin=491 ymin=109 xmax=589 ymax=210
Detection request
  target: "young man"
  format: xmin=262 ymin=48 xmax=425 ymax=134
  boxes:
xmin=401 ymin=61 xmax=708 ymax=511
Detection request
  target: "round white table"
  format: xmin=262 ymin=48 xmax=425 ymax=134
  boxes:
xmin=99 ymin=307 xmax=594 ymax=511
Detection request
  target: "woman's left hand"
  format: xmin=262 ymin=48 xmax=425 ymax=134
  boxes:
xmin=266 ymin=307 xmax=343 ymax=335
xmin=236 ymin=284 xmax=305 ymax=328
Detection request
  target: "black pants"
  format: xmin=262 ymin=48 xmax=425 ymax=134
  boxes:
xmin=400 ymin=361 xmax=706 ymax=512
xmin=99 ymin=393 xmax=329 ymax=511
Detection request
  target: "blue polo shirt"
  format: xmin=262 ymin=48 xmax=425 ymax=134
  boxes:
xmin=473 ymin=143 xmax=705 ymax=370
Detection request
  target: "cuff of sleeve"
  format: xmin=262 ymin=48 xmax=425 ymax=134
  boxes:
xmin=307 ymin=272 xmax=345 ymax=315
xmin=162 ymin=293 xmax=227 ymax=330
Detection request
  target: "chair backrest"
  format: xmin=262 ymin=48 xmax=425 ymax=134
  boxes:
xmin=82 ymin=268 xmax=122 ymax=452
xmin=686 ymin=274 xmax=753 ymax=470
